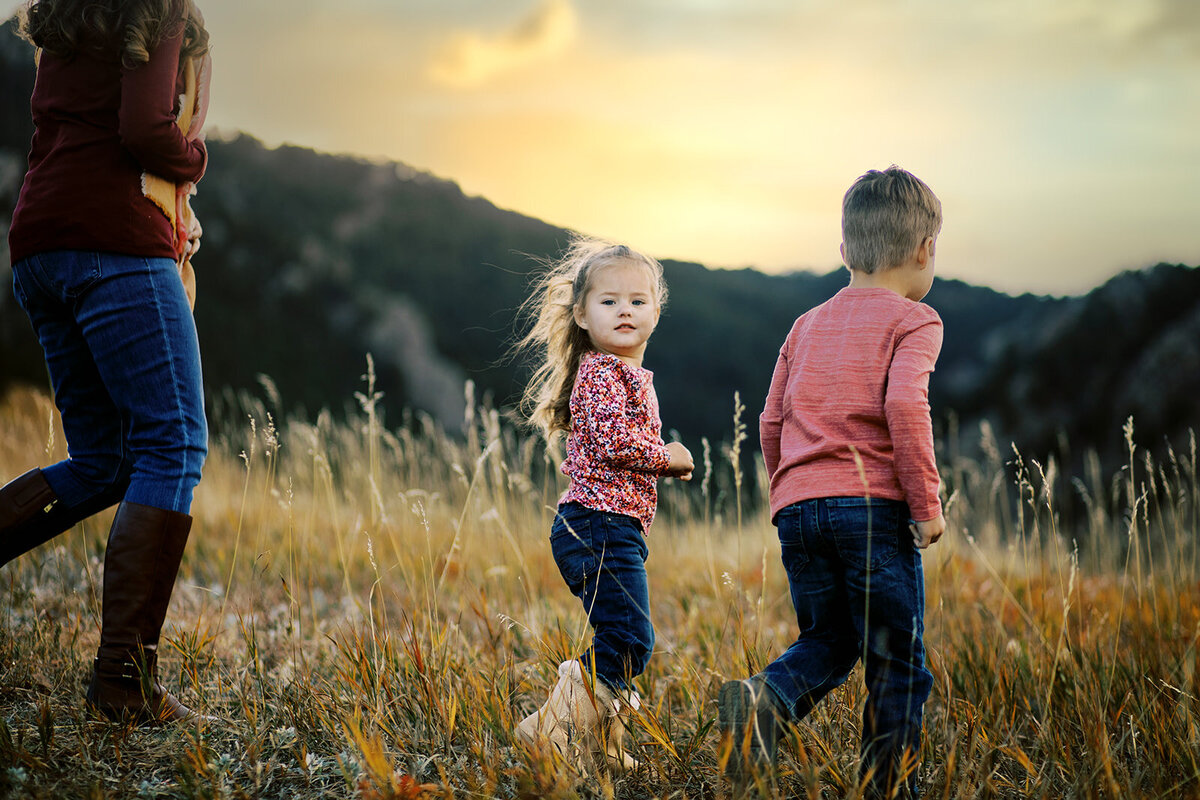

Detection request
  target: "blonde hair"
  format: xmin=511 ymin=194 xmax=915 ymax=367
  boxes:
xmin=841 ymin=165 xmax=942 ymax=274
xmin=516 ymin=235 xmax=667 ymax=438
xmin=21 ymin=0 xmax=209 ymax=68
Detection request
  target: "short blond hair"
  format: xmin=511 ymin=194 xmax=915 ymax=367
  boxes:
xmin=841 ymin=166 xmax=942 ymax=274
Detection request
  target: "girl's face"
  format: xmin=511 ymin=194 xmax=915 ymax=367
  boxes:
xmin=573 ymin=259 xmax=661 ymax=367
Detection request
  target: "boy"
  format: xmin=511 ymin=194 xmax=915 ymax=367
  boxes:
xmin=719 ymin=166 xmax=946 ymax=799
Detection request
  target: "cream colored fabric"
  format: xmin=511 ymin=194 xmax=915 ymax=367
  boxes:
xmin=142 ymin=52 xmax=211 ymax=311
xmin=515 ymin=660 xmax=641 ymax=773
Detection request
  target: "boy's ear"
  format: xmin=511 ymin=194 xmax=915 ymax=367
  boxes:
xmin=839 ymin=242 xmax=847 ymax=265
xmin=916 ymin=236 xmax=935 ymax=267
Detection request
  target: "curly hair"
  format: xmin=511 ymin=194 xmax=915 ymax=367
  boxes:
xmin=20 ymin=0 xmax=209 ymax=68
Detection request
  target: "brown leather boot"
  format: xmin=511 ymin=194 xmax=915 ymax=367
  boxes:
xmin=1 ymin=469 xmax=58 ymax=565
xmin=87 ymin=649 xmax=202 ymax=724
xmin=0 ymin=470 xmax=57 ymax=527
xmin=1 ymin=468 xmax=130 ymax=567
xmin=84 ymin=501 xmax=208 ymax=725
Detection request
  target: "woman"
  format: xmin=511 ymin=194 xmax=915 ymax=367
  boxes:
xmin=1 ymin=0 xmax=211 ymax=725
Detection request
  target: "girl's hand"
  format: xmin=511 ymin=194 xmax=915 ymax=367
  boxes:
xmin=184 ymin=203 xmax=202 ymax=259
xmin=665 ymin=441 xmax=694 ymax=481
xmin=178 ymin=183 xmax=201 ymax=260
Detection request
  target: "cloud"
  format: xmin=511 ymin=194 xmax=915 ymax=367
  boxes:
xmin=1136 ymin=0 xmax=1200 ymax=57
xmin=429 ymin=0 xmax=578 ymax=88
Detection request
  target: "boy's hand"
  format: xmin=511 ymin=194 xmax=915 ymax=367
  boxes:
xmin=665 ymin=441 xmax=694 ymax=481
xmin=910 ymin=514 xmax=945 ymax=549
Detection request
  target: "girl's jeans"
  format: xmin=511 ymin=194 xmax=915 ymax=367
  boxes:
xmin=761 ymin=497 xmax=933 ymax=796
xmin=12 ymin=251 xmax=207 ymax=515
xmin=550 ymin=502 xmax=654 ymax=692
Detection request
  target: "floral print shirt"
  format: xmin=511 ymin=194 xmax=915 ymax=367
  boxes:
xmin=560 ymin=351 xmax=672 ymax=533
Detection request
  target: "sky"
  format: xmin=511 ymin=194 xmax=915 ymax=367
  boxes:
xmin=9 ymin=0 xmax=1198 ymax=295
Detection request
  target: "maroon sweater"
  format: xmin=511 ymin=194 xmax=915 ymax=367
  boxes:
xmin=8 ymin=29 xmax=207 ymax=265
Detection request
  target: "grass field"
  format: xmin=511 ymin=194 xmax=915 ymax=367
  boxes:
xmin=1 ymin=369 xmax=1198 ymax=799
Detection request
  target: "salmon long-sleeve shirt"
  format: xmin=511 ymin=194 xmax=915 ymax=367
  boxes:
xmin=560 ymin=351 xmax=672 ymax=533
xmin=760 ymin=286 xmax=943 ymax=522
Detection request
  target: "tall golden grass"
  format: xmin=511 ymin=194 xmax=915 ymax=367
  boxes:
xmin=0 ymin=362 xmax=1197 ymax=799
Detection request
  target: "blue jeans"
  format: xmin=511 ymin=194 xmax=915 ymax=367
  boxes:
xmin=761 ymin=498 xmax=933 ymax=796
xmin=11 ymin=251 xmax=207 ymax=515
xmin=550 ymin=502 xmax=654 ymax=691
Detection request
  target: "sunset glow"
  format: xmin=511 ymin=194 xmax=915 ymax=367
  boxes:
xmin=8 ymin=0 xmax=1196 ymax=294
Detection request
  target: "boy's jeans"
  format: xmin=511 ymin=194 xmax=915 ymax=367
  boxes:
xmin=12 ymin=251 xmax=207 ymax=515
xmin=760 ymin=497 xmax=933 ymax=797
xmin=550 ymin=502 xmax=654 ymax=692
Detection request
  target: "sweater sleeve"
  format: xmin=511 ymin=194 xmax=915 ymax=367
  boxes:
xmin=575 ymin=358 xmax=672 ymax=474
xmin=884 ymin=306 xmax=943 ymax=521
xmin=119 ymin=30 xmax=207 ymax=183
xmin=759 ymin=341 xmax=790 ymax=479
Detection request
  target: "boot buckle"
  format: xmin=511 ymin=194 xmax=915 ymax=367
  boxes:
xmin=93 ymin=657 xmax=142 ymax=680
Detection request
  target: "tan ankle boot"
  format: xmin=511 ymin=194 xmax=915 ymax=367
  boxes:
xmin=596 ymin=686 xmax=641 ymax=774
xmin=516 ymin=659 xmax=599 ymax=757
xmin=516 ymin=660 xmax=640 ymax=773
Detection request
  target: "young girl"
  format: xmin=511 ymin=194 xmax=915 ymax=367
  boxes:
xmin=1 ymin=0 xmax=210 ymax=724
xmin=514 ymin=236 xmax=694 ymax=770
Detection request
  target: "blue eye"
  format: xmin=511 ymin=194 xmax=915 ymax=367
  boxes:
xmin=632 ymin=299 xmax=645 ymax=306
xmin=601 ymin=299 xmax=616 ymax=305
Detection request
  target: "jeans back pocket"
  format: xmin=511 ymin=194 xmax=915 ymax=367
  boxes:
xmin=828 ymin=499 xmax=901 ymax=571
xmin=30 ymin=251 xmax=103 ymax=300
